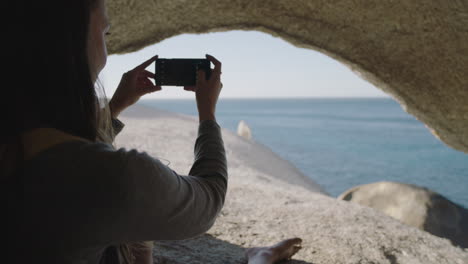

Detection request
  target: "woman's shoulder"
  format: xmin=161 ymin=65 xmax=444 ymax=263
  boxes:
xmin=23 ymin=127 xmax=151 ymax=168
xmin=20 ymin=127 xmax=165 ymax=187
xmin=21 ymin=128 xmax=124 ymax=171
xmin=22 ymin=127 xmax=93 ymax=161
xmin=21 ymin=129 xmax=127 ymax=183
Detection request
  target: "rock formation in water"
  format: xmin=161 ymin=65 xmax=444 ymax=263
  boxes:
xmin=106 ymin=0 xmax=468 ymax=153
xmin=237 ymin=120 xmax=252 ymax=140
xmin=338 ymin=181 xmax=468 ymax=248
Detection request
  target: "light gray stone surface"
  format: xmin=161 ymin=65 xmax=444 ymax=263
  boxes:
xmin=107 ymin=0 xmax=468 ymax=153
xmin=338 ymin=181 xmax=468 ymax=249
xmin=114 ymin=105 xmax=468 ymax=263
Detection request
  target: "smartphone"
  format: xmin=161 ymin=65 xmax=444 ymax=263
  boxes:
xmin=155 ymin=58 xmax=212 ymax=86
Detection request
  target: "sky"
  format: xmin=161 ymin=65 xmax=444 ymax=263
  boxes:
xmin=99 ymin=30 xmax=389 ymax=99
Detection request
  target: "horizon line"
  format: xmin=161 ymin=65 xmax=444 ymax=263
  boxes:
xmin=138 ymin=96 xmax=391 ymax=100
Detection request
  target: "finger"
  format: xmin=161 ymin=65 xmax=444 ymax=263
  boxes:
xmin=141 ymin=84 xmax=160 ymax=93
xmin=196 ymin=70 xmax=206 ymax=84
xmin=147 ymin=85 xmax=162 ymax=93
xmin=135 ymin=55 xmax=158 ymax=71
xmin=206 ymin=54 xmax=221 ymax=73
xmin=143 ymin=77 xmax=154 ymax=84
xmin=184 ymin=86 xmax=196 ymax=92
xmin=137 ymin=77 xmax=153 ymax=87
xmin=142 ymin=70 xmax=155 ymax=78
xmin=139 ymin=76 xmax=154 ymax=83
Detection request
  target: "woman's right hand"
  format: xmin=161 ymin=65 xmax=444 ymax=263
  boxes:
xmin=184 ymin=54 xmax=223 ymax=122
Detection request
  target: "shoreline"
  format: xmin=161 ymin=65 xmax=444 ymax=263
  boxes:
xmin=119 ymin=103 xmax=326 ymax=194
xmin=133 ymin=99 xmax=468 ymax=208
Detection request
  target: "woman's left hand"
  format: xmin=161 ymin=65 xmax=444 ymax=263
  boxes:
xmin=109 ymin=55 xmax=161 ymax=118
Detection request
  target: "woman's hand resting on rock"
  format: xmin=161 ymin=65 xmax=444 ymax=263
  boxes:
xmin=109 ymin=56 xmax=161 ymax=118
xmin=184 ymin=54 xmax=223 ymax=122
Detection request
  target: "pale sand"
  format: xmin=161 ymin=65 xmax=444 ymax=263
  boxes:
xmin=114 ymin=104 xmax=468 ymax=264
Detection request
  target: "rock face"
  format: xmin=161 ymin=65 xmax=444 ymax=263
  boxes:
xmin=106 ymin=0 xmax=468 ymax=153
xmin=115 ymin=105 xmax=468 ymax=263
xmin=338 ymin=181 xmax=468 ymax=249
xmin=237 ymin=120 xmax=252 ymax=140
xmin=104 ymin=0 xmax=468 ymax=259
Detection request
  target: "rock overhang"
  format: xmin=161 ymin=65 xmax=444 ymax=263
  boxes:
xmin=106 ymin=0 xmax=468 ymax=153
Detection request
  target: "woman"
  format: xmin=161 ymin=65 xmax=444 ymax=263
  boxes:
xmin=1 ymin=0 xmax=302 ymax=263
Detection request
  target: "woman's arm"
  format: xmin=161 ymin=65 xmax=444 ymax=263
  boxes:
xmin=114 ymin=119 xmax=227 ymax=242
xmin=101 ymin=55 xmax=225 ymax=242
xmin=35 ymin=118 xmax=227 ymax=247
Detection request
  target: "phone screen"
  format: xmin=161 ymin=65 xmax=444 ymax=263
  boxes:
xmin=155 ymin=59 xmax=211 ymax=86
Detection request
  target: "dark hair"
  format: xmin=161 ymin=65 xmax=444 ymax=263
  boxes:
xmin=1 ymin=1 xmax=144 ymax=263
xmin=1 ymin=0 xmax=98 ymax=142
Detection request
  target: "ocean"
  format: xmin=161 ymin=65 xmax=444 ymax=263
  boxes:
xmin=139 ymin=98 xmax=468 ymax=208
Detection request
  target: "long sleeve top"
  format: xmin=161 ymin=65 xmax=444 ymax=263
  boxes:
xmin=7 ymin=119 xmax=228 ymax=264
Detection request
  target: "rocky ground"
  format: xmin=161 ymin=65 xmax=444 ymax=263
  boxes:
xmin=115 ymin=104 xmax=468 ymax=264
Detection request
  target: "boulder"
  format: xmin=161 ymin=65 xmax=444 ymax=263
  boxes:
xmin=338 ymin=181 xmax=468 ymax=248
xmin=107 ymin=0 xmax=468 ymax=153
xmin=237 ymin=120 xmax=252 ymax=140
